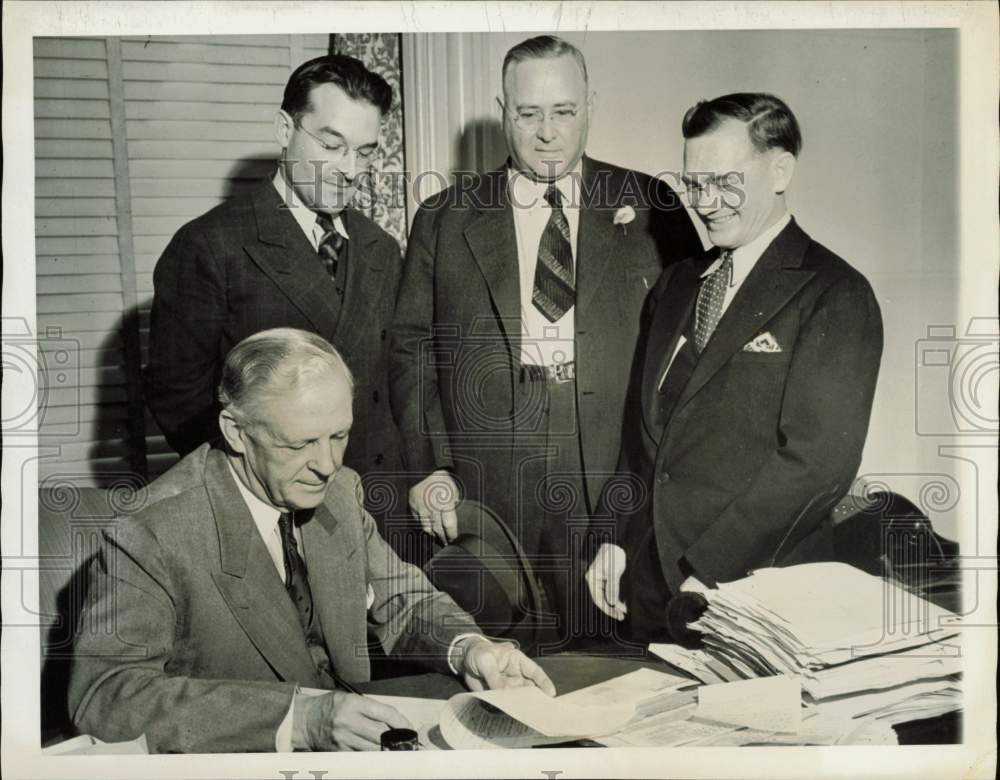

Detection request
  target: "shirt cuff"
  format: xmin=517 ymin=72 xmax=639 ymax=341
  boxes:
xmin=447 ymin=633 xmax=490 ymax=675
xmin=275 ymin=690 xmax=298 ymax=752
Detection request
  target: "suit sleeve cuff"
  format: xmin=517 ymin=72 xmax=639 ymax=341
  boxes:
xmin=447 ymin=633 xmax=490 ymax=675
xmin=275 ymin=689 xmax=298 ymax=752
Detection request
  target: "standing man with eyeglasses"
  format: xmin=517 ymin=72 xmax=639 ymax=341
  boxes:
xmin=145 ymin=55 xmax=408 ymax=536
xmin=389 ymin=36 xmax=701 ymax=645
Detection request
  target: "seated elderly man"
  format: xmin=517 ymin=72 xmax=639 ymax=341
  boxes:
xmin=69 ymin=328 xmax=554 ymax=753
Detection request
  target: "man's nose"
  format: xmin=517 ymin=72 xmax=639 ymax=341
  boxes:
xmin=535 ymin=116 xmax=557 ymax=143
xmin=310 ymin=442 xmax=339 ymax=478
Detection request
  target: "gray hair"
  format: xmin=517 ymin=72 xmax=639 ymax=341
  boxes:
xmin=502 ymin=35 xmax=588 ymax=93
xmin=217 ymin=328 xmax=353 ymax=426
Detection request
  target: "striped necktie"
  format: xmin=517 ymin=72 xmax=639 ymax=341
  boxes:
xmin=532 ymin=184 xmax=575 ymax=322
xmin=315 ymin=213 xmax=346 ymax=280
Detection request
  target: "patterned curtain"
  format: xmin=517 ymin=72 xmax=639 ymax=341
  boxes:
xmin=332 ymin=33 xmax=407 ymax=250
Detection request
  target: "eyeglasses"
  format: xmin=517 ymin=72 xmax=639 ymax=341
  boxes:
xmin=293 ymin=120 xmax=380 ymax=166
xmin=496 ymin=98 xmax=585 ymax=131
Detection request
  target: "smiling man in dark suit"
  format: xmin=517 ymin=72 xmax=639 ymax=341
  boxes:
xmin=585 ymin=93 xmax=884 ymax=641
xmin=390 ymin=36 xmax=700 ymax=641
xmin=144 ymin=55 xmax=405 ymax=528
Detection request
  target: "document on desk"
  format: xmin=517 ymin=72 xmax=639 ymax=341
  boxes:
xmin=696 ymin=675 xmax=802 ymax=733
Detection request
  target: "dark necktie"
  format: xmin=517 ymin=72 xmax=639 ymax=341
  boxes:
xmin=278 ymin=512 xmax=314 ymax=631
xmin=315 ymin=213 xmax=346 ymax=280
xmin=532 ymin=184 xmax=575 ymax=323
xmin=694 ymin=250 xmax=733 ymax=352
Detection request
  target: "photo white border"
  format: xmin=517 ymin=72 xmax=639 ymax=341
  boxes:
xmin=3 ymin=2 xmax=996 ymax=779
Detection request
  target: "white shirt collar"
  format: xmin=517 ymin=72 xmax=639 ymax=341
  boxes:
xmin=227 ymin=457 xmax=283 ymax=539
xmin=272 ymin=169 xmax=349 ymax=242
xmin=507 ymin=159 xmax=583 ymax=210
xmin=701 ymin=211 xmax=792 ymax=282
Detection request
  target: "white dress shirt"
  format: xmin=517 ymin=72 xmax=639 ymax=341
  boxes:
xmin=272 ymin=169 xmax=349 ymax=249
xmin=659 ymin=212 xmax=791 ymax=387
xmin=509 ymin=164 xmax=582 ymax=367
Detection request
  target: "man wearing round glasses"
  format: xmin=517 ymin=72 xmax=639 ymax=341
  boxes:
xmin=390 ymin=36 xmax=701 ymax=645
xmin=145 ymin=55 xmax=408 ymax=540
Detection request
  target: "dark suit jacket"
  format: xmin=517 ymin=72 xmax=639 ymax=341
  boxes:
xmin=68 ymin=445 xmax=478 ymax=753
xmin=388 ymin=157 xmax=701 ymax=527
xmin=144 ymin=181 xmax=403 ymax=482
xmin=615 ymin=219 xmax=883 ymax=624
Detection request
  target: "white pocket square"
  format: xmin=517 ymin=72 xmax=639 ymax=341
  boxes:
xmin=743 ymin=332 xmax=782 ymax=353
xmin=366 ymin=583 xmax=376 ymax=610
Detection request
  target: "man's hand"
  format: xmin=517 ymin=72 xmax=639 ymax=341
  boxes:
xmin=456 ymin=637 xmax=556 ymax=697
xmin=585 ymin=543 xmax=628 ymax=620
xmin=409 ymin=469 xmax=459 ymax=544
xmin=292 ymin=691 xmax=412 ymax=751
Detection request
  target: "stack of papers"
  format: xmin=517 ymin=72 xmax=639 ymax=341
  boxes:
xmin=687 ymin=563 xmax=961 ymax=727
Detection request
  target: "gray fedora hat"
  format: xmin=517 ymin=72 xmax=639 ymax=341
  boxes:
xmin=422 ymin=499 xmax=543 ymax=653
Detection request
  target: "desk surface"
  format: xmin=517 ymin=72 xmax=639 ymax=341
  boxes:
xmin=359 ymin=651 xmax=960 ymax=745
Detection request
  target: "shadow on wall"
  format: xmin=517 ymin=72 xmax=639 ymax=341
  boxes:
xmin=453 ymin=118 xmax=506 ymax=176
xmin=88 ymin=156 xmax=278 ymax=484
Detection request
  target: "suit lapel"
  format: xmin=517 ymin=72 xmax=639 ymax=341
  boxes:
xmin=641 ymin=260 xmax=704 ymax=425
xmin=203 ymin=449 xmax=320 ymax=685
xmin=575 ymin=158 xmax=619 ymax=316
xmin=244 ymin=182 xmax=342 ymax=338
xmin=300 ymin=477 xmax=370 ymax=681
xmin=462 ymin=170 xmax=522 ymax=350
xmin=332 ymin=209 xmax=389 ymax=352
xmin=673 ymin=220 xmax=816 ymax=414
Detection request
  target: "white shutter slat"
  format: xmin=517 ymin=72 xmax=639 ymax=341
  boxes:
xmin=130 ymin=178 xmax=237 ymax=197
xmin=36 ymin=159 xmax=115 ymax=178
xmin=38 ymin=311 xmax=122 ymax=333
xmin=36 ymin=198 xmax=117 ymax=218
xmin=123 ymin=81 xmax=283 ymax=104
xmin=35 ymin=99 xmax=112 ymax=119
xmin=34 ymin=38 xmax=107 ymax=60
xmin=37 ymin=255 xmax=121 ymax=275
xmin=35 ymin=119 xmax=113 ymax=139
xmin=36 ymin=217 xmax=119 ymax=237
xmin=119 ymin=35 xmax=299 ymax=48
xmin=127 ymin=140 xmax=274 ymax=160
xmin=38 ymin=293 xmax=125 ymax=315
xmin=121 ymin=40 xmax=291 ymax=66
xmin=127 ymin=120 xmax=273 ymax=141
xmin=37 ymin=274 xmax=123 ymax=294
xmin=131 ymin=197 xmax=225 ymax=216
xmin=129 ymin=158 xmax=273 ymax=179
xmin=126 ymin=100 xmax=275 ymax=122
xmin=37 ymin=179 xmax=116 ymax=197
xmin=36 ymin=139 xmax=114 ymax=159
xmin=37 ymin=236 xmax=120 ymax=255
xmin=35 ymin=58 xmax=110 ymax=80
xmin=35 ymin=79 xmax=110 ymax=100
xmin=124 ymin=61 xmax=288 ymax=85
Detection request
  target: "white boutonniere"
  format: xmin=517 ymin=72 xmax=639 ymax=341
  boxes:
xmin=613 ymin=205 xmax=636 ymax=235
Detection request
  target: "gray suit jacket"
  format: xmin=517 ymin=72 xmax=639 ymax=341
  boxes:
xmin=68 ymin=445 xmax=477 ymax=752
xmin=389 ymin=157 xmax=701 ymax=524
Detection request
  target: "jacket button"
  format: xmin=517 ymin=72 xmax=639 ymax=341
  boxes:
xmin=372 ymin=390 xmax=380 ymax=403
xmin=656 ymin=472 xmax=670 ymax=485
xmin=375 ymin=453 xmax=384 ymax=465
xmin=380 ymin=329 xmax=387 ymax=340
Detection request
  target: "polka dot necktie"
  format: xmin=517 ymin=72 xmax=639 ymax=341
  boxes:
xmin=278 ymin=512 xmax=314 ymax=631
xmin=694 ymin=250 xmax=733 ymax=352
xmin=315 ymin=213 xmax=346 ymax=280
xmin=532 ymin=184 xmax=575 ymax=323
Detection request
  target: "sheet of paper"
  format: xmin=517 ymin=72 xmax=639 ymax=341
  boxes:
xmin=472 ymin=686 xmax=634 ymax=737
xmin=438 ymin=692 xmax=559 ymax=749
xmin=697 ymin=674 xmax=802 ymax=733
xmin=557 ymin=667 xmax=691 ymax=711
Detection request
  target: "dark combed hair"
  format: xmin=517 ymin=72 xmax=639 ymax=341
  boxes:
xmin=502 ymin=35 xmax=588 ymax=87
xmin=682 ymin=92 xmax=802 ymax=157
xmin=281 ymin=54 xmax=392 ymax=119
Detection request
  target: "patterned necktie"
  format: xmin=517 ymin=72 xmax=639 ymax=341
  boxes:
xmin=532 ymin=184 xmax=575 ymax=323
xmin=315 ymin=213 xmax=346 ymax=280
xmin=278 ymin=512 xmax=314 ymax=632
xmin=694 ymin=250 xmax=733 ymax=352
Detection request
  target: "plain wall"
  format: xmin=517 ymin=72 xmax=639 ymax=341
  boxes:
xmin=410 ymin=29 xmax=963 ymax=537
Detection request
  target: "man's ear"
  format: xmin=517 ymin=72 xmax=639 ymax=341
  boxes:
xmin=274 ymin=109 xmax=294 ymax=149
xmin=586 ymin=90 xmax=597 ymax=122
xmin=771 ymin=150 xmax=796 ymax=194
xmin=219 ymin=408 xmax=248 ymax=455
